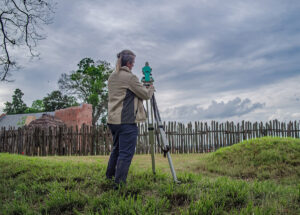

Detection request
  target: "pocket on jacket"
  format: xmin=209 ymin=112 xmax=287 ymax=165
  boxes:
xmin=136 ymin=99 xmax=147 ymax=122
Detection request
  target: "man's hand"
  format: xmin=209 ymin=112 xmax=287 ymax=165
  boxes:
xmin=146 ymin=84 xmax=155 ymax=91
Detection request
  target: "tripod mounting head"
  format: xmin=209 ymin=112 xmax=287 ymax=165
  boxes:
xmin=141 ymin=62 xmax=154 ymax=86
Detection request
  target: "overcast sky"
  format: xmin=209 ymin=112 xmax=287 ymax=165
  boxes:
xmin=1 ymin=0 xmax=300 ymax=123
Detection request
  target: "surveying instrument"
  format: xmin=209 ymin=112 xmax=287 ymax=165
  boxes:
xmin=141 ymin=62 xmax=180 ymax=183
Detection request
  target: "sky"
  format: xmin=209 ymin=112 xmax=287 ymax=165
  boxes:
xmin=0 ymin=0 xmax=300 ymax=123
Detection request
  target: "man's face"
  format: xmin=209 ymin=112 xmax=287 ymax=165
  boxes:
xmin=127 ymin=57 xmax=135 ymax=70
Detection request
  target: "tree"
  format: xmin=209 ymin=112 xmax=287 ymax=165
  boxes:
xmin=32 ymin=99 xmax=45 ymax=111
xmin=3 ymin=88 xmax=27 ymax=114
xmin=43 ymin=90 xmax=78 ymax=112
xmin=24 ymin=99 xmax=45 ymax=113
xmin=0 ymin=0 xmax=55 ymax=81
xmin=58 ymin=58 xmax=113 ymax=125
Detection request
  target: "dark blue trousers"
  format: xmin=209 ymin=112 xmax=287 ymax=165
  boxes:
xmin=105 ymin=123 xmax=138 ymax=184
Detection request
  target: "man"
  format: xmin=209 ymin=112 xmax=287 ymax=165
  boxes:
xmin=106 ymin=49 xmax=155 ymax=186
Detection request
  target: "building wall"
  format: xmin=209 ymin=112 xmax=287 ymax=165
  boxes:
xmin=54 ymin=104 xmax=92 ymax=130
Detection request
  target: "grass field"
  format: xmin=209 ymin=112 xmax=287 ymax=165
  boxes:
xmin=0 ymin=137 xmax=299 ymax=214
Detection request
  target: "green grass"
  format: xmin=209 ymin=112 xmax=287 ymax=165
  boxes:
xmin=196 ymin=137 xmax=300 ymax=181
xmin=0 ymin=137 xmax=299 ymax=214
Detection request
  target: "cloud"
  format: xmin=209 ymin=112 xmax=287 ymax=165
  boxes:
xmin=0 ymin=0 xmax=299 ymax=123
xmin=268 ymin=109 xmax=300 ymax=122
xmin=162 ymin=97 xmax=265 ymax=121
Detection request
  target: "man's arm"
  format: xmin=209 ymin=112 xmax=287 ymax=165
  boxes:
xmin=129 ymin=75 xmax=155 ymax=100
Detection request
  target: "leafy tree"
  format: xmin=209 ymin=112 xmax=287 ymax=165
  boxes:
xmin=43 ymin=90 xmax=78 ymax=111
xmin=58 ymin=58 xmax=113 ymax=125
xmin=24 ymin=99 xmax=45 ymax=113
xmin=32 ymin=99 xmax=45 ymax=111
xmin=3 ymin=88 xmax=27 ymax=114
xmin=0 ymin=0 xmax=55 ymax=81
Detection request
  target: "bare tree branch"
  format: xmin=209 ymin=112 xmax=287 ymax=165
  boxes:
xmin=0 ymin=0 xmax=55 ymax=82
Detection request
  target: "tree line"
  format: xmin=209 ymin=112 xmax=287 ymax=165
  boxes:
xmin=3 ymin=58 xmax=113 ymax=125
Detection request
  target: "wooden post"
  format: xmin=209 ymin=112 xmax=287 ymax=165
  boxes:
xmin=295 ymin=121 xmax=299 ymax=138
xmin=195 ymin=122 xmax=198 ymax=153
xmin=249 ymin=121 xmax=252 ymax=140
xmin=41 ymin=129 xmax=45 ymax=156
xmin=225 ymin=121 xmax=229 ymax=146
xmin=17 ymin=127 xmax=21 ymax=154
xmin=230 ymin=122 xmax=234 ymax=146
xmin=211 ymin=121 xmax=215 ymax=151
xmin=82 ymin=124 xmax=86 ymax=155
xmin=204 ymin=122 xmax=207 ymax=152
xmin=184 ymin=124 xmax=187 ymax=153
xmin=1 ymin=128 xmax=5 ymax=152
xmin=188 ymin=122 xmax=192 ymax=153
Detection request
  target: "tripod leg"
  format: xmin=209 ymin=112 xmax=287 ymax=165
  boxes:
xmin=146 ymin=100 xmax=156 ymax=175
xmin=157 ymin=125 xmax=179 ymax=183
xmin=151 ymin=95 xmax=180 ymax=183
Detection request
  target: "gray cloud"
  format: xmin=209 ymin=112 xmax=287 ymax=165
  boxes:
xmin=162 ymin=97 xmax=265 ymax=121
xmin=0 ymin=0 xmax=299 ymax=122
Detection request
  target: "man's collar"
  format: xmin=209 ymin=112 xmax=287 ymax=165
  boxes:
xmin=120 ymin=66 xmax=131 ymax=73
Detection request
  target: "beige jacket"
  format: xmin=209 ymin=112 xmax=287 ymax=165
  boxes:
xmin=107 ymin=66 xmax=154 ymax=124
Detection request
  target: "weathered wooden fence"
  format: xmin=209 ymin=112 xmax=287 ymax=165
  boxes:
xmin=0 ymin=125 xmax=112 ymax=156
xmin=0 ymin=120 xmax=299 ymax=156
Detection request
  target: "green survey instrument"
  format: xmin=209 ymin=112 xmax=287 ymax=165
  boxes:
xmin=141 ymin=62 xmax=179 ymax=183
xmin=141 ymin=62 xmax=154 ymax=85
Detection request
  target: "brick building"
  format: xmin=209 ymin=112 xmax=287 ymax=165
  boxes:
xmin=55 ymin=103 xmax=92 ymax=129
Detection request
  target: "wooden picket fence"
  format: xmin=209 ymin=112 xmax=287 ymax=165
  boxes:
xmin=0 ymin=120 xmax=299 ymax=156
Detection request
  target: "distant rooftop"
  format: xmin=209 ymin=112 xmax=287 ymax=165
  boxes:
xmin=0 ymin=112 xmax=55 ymax=128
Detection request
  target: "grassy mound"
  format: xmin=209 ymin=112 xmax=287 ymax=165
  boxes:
xmin=201 ymin=137 xmax=300 ymax=180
